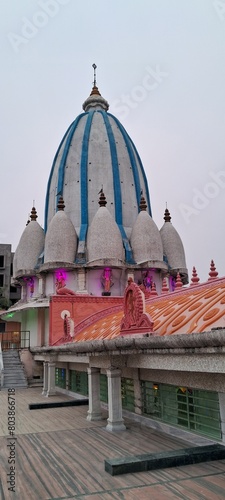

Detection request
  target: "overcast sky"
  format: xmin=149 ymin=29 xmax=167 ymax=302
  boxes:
xmin=1 ymin=0 xmax=225 ymax=283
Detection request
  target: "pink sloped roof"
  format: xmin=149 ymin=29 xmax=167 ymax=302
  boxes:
xmin=73 ymin=277 xmax=225 ymax=342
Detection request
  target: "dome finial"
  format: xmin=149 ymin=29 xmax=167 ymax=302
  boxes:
xmin=83 ymin=65 xmax=109 ymax=111
xmin=30 ymin=206 xmax=38 ymax=221
xmin=98 ymin=188 xmax=107 ymax=207
xmin=92 ymin=63 xmax=97 ymax=87
xmin=164 ymin=206 xmax=171 ymax=222
xmin=139 ymin=192 xmax=147 ymax=211
xmin=57 ymin=195 xmax=65 ymax=211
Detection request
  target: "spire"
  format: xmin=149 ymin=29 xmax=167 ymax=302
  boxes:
xmin=30 ymin=206 xmax=38 ymax=221
xmin=92 ymin=63 xmax=97 ymax=87
xmin=82 ymin=64 xmax=109 ymax=112
xmin=98 ymin=189 xmax=107 ymax=207
xmin=150 ymin=281 xmax=158 ymax=296
xmin=190 ymin=266 xmax=200 ymax=286
xmin=139 ymin=194 xmax=147 ymax=211
xmin=57 ymin=195 xmax=65 ymax=211
xmin=90 ymin=63 xmax=101 ymax=95
xmin=164 ymin=207 xmax=171 ymax=222
xmin=174 ymin=272 xmax=183 ymax=290
xmin=208 ymin=259 xmax=218 ymax=281
xmin=161 ymin=277 xmax=169 ymax=294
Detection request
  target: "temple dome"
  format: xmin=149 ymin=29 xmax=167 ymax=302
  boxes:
xmin=160 ymin=208 xmax=188 ymax=283
xmin=44 ymin=196 xmax=77 ymax=265
xmin=44 ymin=84 xmax=151 ymax=263
xmin=14 ymin=207 xmax=44 ymax=277
xmin=86 ymin=192 xmax=125 ymax=266
xmin=130 ymin=198 xmax=167 ymax=269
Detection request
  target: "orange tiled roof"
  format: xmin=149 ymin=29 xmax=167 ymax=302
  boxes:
xmin=74 ymin=277 xmax=225 ymax=342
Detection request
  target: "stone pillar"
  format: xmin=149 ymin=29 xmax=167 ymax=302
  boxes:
xmin=87 ymin=367 xmax=102 ymax=421
xmin=42 ymin=361 xmax=48 ymax=396
xmin=47 ymin=360 xmax=56 ymax=396
xmin=77 ymin=269 xmax=87 ymax=294
xmin=219 ymin=393 xmax=225 ymax=443
xmin=106 ymin=368 xmax=126 ymax=432
xmin=38 ymin=274 xmax=46 ymax=297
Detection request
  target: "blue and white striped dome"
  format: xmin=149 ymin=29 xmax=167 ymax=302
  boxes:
xmin=44 ymin=85 xmax=152 ymax=263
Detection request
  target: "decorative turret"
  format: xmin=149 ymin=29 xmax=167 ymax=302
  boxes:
xmin=160 ymin=207 xmax=188 ymax=284
xmin=130 ymin=196 xmax=167 ymax=270
xmin=208 ymin=259 xmax=218 ymax=281
xmin=86 ymin=191 xmax=124 ymax=266
xmin=175 ymin=272 xmax=183 ymax=290
xmin=44 ymin=196 xmax=77 ymax=266
xmin=161 ymin=277 xmax=169 ymax=294
xmin=191 ymin=266 xmax=200 ymax=286
xmin=13 ymin=206 xmax=45 ymax=278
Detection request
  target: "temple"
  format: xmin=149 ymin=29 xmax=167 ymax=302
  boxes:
xmin=1 ymin=68 xmax=225 ymax=444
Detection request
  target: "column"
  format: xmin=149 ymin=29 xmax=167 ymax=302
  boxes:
xmin=77 ymin=269 xmax=87 ymax=294
xmin=106 ymin=368 xmax=126 ymax=432
xmin=87 ymin=367 xmax=102 ymax=421
xmin=47 ymin=360 xmax=56 ymax=396
xmin=219 ymin=393 xmax=225 ymax=443
xmin=42 ymin=361 xmax=48 ymax=396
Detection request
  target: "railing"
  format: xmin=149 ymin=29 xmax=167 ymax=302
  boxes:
xmin=0 ymin=331 xmax=30 ymax=350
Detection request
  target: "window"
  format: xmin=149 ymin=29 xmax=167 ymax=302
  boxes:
xmin=141 ymin=381 xmax=222 ymax=440
xmin=0 ymin=256 xmax=4 ymax=268
xmin=121 ymin=378 xmax=135 ymax=411
xmin=100 ymin=374 xmax=108 ymax=402
xmin=0 ymin=275 xmax=4 ymax=287
xmin=55 ymin=368 xmax=66 ymax=389
xmin=69 ymin=370 xmax=88 ymax=395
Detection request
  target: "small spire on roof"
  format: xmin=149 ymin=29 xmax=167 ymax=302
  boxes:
xmin=190 ymin=266 xmax=200 ymax=286
xmin=150 ymin=281 xmax=158 ymax=296
xmin=161 ymin=277 xmax=169 ymax=294
xmin=175 ymin=272 xmax=183 ymax=289
xmin=30 ymin=206 xmax=38 ymax=221
xmin=208 ymin=259 xmax=218 ymax=281
xmin=57 ymin=195 xmax=65 ymax=211
xmin=164 ymin=207 xmax=171 ymax=222
xmin=98 ymin=189 xmax=107 ymax=207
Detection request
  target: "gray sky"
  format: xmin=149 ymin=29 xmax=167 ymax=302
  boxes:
xmin=1 ymin=0 xmax=225 ymax=283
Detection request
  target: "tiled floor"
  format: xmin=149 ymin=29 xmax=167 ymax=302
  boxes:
xmin=0 ymin=388 xmax=225 ymax=499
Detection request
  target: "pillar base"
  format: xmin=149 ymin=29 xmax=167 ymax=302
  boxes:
xmin=42 ymin=390 xmax=47 ymax=396
xmin=87 ymin=411 xmax=103 ymax=421
xmin=106 ymin=419 xmax=126 ymax=432
xmin=46 ymin=390 xmax=56 ymax=397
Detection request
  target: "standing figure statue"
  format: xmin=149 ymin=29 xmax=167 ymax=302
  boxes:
xmin=101 ymin=268 xmax=114 ymax=295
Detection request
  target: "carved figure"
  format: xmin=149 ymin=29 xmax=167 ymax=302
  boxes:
xmin=55 ymin=273 xmax=76 ymax=295
xmin=101 ymin=268 xmax=114 ymax=293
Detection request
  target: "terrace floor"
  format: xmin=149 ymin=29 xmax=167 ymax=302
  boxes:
xmin=0 ymin=388 xmax=225 ymax=499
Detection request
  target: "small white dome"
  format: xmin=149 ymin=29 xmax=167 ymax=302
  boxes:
xmin=44 ymin=198 xmax=77 ymax=264
xmin=130 ymin=208 xmax=165 ymax=266
xmin=87 ymin=194 xmax=124 ymax=265
xmin=160 ymin=208 xmax=188 ymax=282
xmin=14 ymin=208 xmax=44 ymax=277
